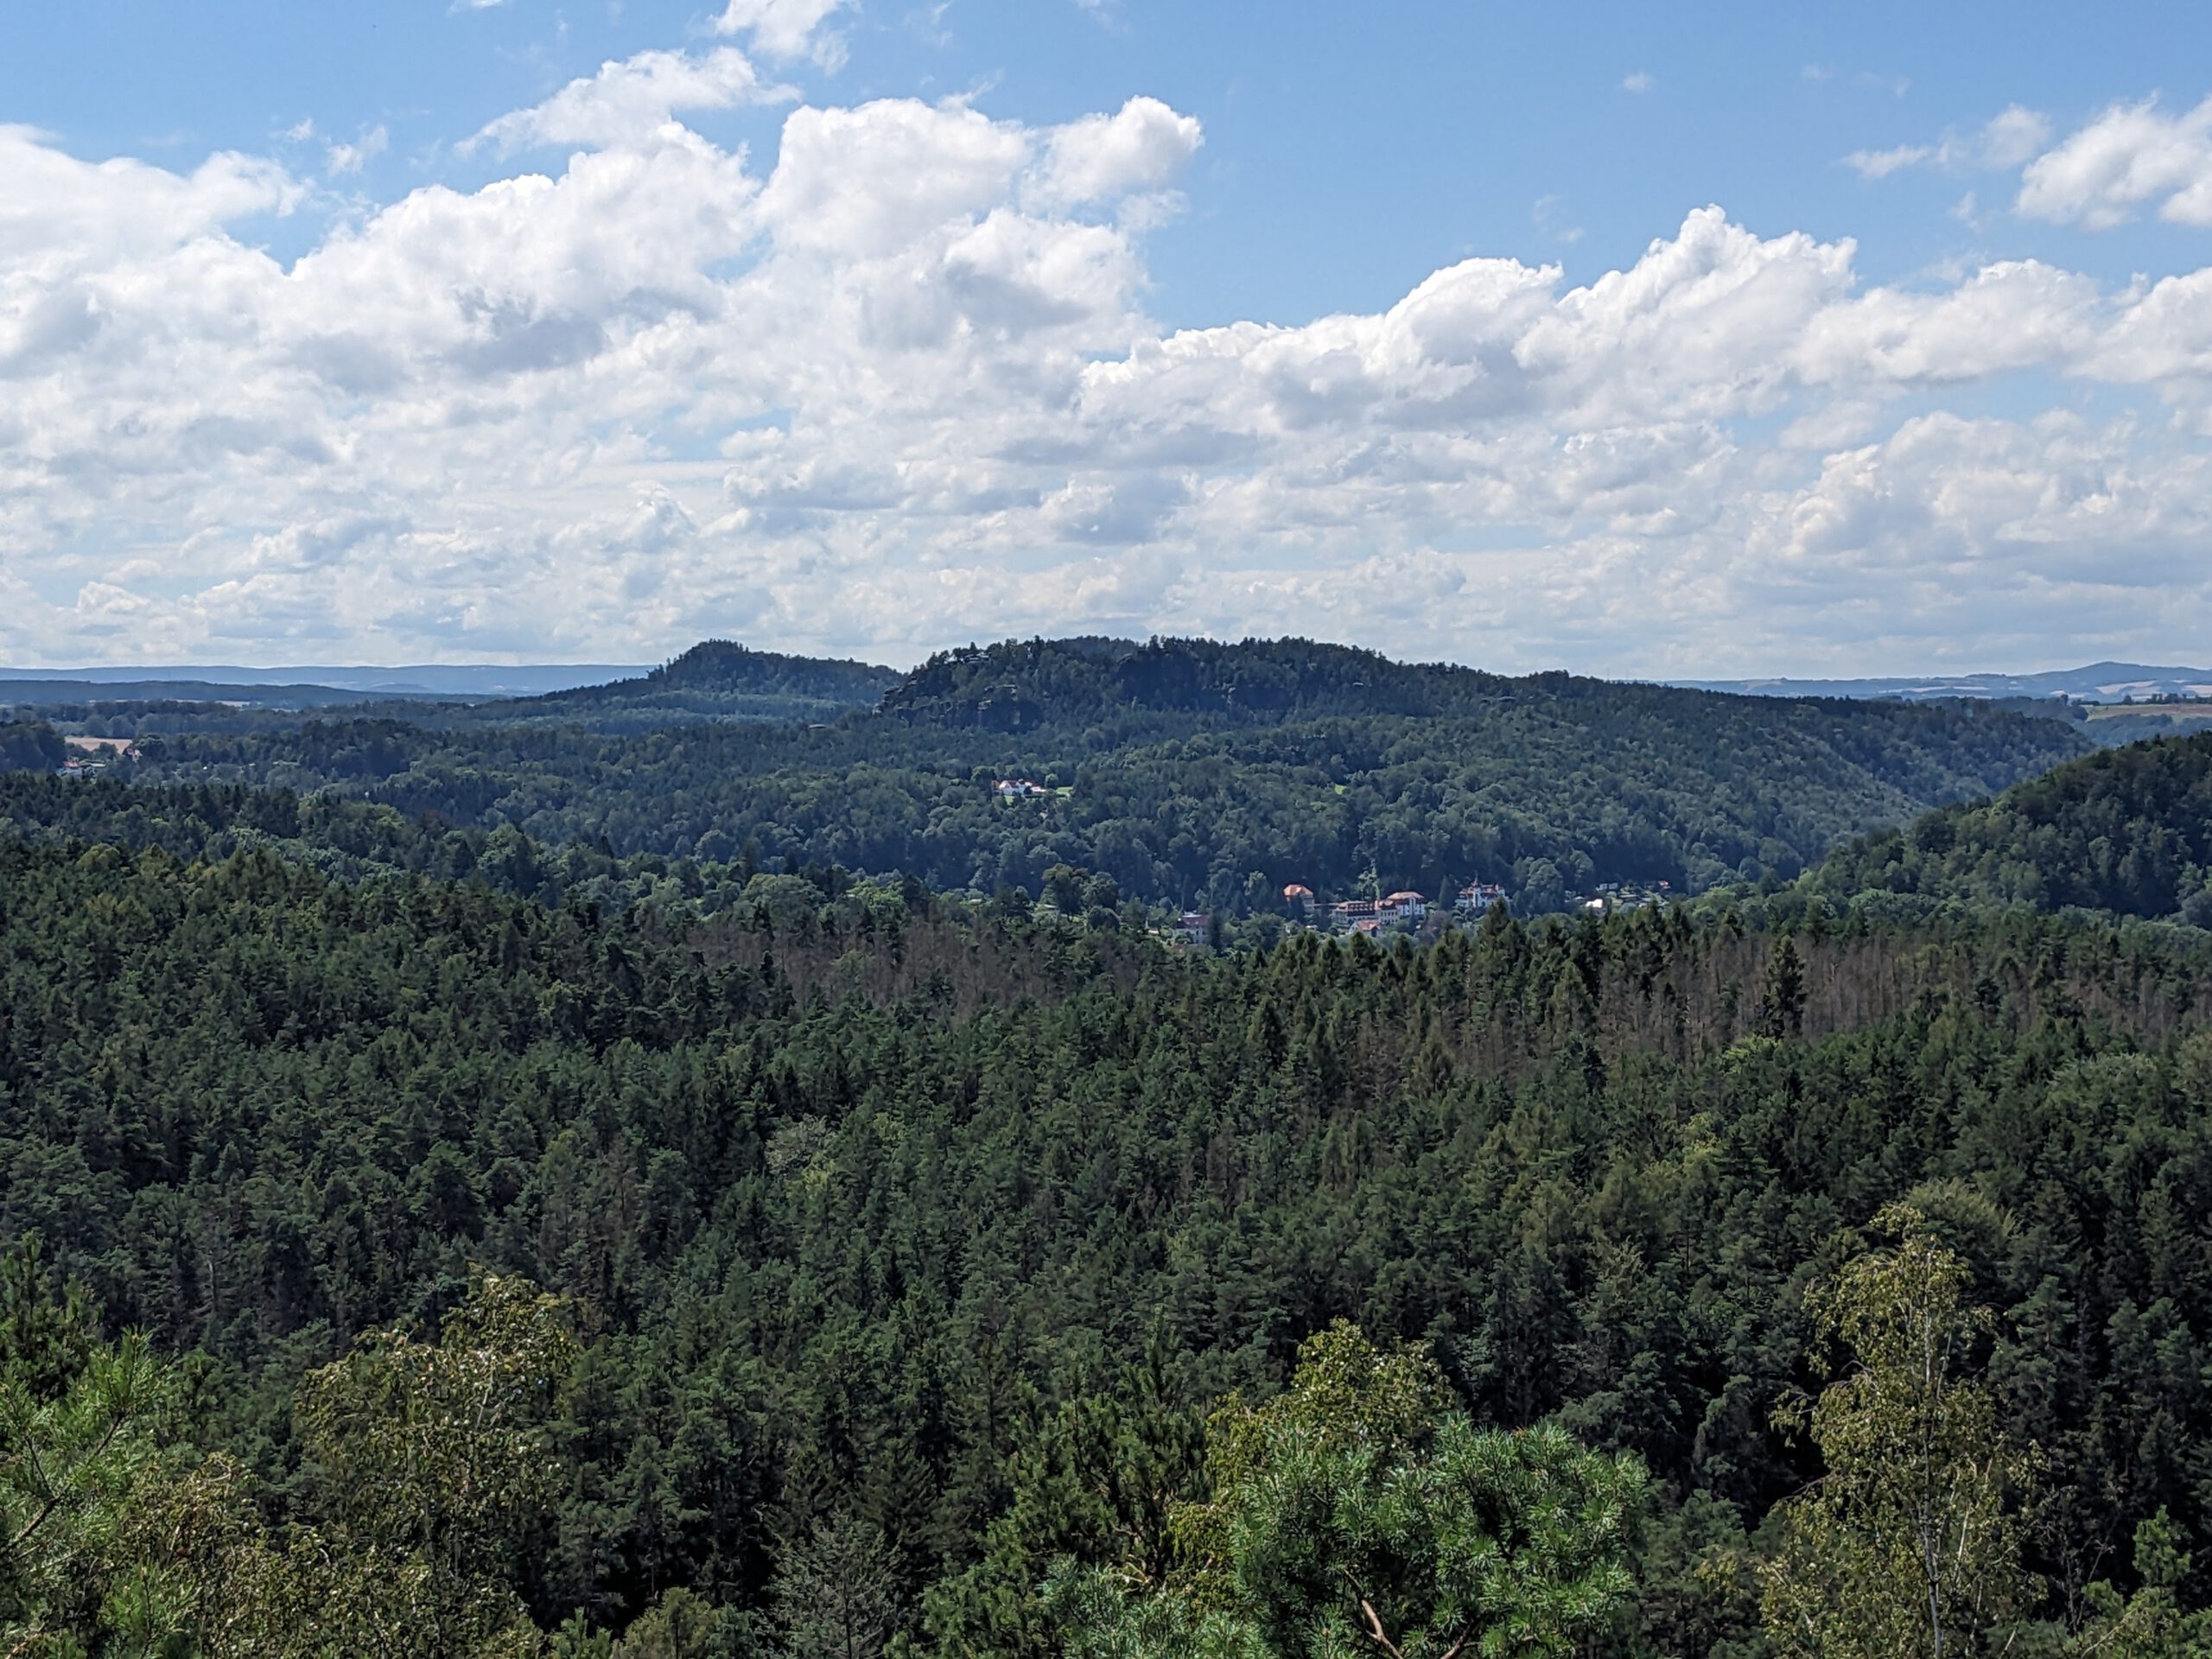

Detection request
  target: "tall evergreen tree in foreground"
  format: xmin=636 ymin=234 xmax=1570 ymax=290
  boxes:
xmin=1059 ymin=1323 xmax=1646 ymax=1658
xmin=0 ymin=1236 xmax=184 ymax=1657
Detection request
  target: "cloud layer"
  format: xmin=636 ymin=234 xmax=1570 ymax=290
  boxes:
xmin=2019 ymin=96 xmax=2212 ymax=229
xmin=6 ymin=54 xmax=2212 ymax=673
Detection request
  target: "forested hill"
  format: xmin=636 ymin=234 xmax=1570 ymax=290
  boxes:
xmin=434 ymin=639 xmax=902 ymax=730
xmin=111 ymin=636 xmax=2089 ymax=913
xmin=1811 ymin=731 xmax=2212 ymax=923
xmin=10 ymin=827 xmax=2212 ymax=1651
xmin=879 ymin=636 xmax=1513 ymax=725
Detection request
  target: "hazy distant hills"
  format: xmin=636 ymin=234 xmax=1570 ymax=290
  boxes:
xmin=62 ymin=633 xmax=2088 ymax=912
xmin=12 ymin=651 xmax=2209 ymax=718
xmin=1682 ymin=661 xmax=2212 ymax=702
xmin=0 ymin=677 xmax=461 ymax=712
xmin=0 ymin=662 xmax=643 ymax=705
xmin=0 ymin=647 xmax=890 ymax=727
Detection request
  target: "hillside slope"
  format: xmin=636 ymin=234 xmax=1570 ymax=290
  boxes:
xmin=1811 ymin=733 xmax=2212 ymax=921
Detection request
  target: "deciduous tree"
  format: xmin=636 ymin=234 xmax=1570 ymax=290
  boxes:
xmin=1761 ymin=1207 xmax=2035 ymax=1659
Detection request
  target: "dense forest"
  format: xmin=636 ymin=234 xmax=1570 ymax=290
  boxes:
xmin=11 ymin=646 xmax=2212 ymax=1656
xmin=94 ymin=638 xmax=2087 ymax=915
xmin=9 ymin=804 xmax=2212 ymax=1651
xmin=1813 ymin=731 xmax=2212 ymax=925
xmin=0 ymin=772 xmax=842 ymax=919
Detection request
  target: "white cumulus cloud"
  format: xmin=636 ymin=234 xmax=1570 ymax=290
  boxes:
xmin=0 ymin=126 xmax=302 ymax=264
xmin=1982 ymin=105 xmax=2054 ymax=168
xmin=470 ymin=48 xmax=787 ymax=155
xmin=326 ymin=124 xmax=389 ymax=176
xmin=1845 ymin=105 xmax=2052 ymax=181
xmin=1029 ymin=96 xmax=1202 ymax=209
xmin=9 ymin=71 xmax=2212 ymax=676
xmin=760 ymin=97 xmax=1030 ymax=257
xmin=712 ymin=0 xmax=851 ymax=70
xmin=2018 ymin=94 xmax=2212 ymax=229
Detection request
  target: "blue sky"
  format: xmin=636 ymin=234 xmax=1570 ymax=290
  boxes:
xmin=3 ymin=1 xmax=2212 ymax=671
xmin=16 ymin=1 xmax=2207 ymax=318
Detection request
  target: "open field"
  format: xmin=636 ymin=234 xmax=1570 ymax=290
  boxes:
xmin=2085 ymin=701 xmax=2212 ymax=720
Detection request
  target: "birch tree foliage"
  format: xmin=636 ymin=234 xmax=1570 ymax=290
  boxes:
xmin=280 ymin=1270 xmax=577 ymax=1658
xmin=294 ymin=1269 xmax=575 ymax=1579
xmin=1761 ymin=1206 xmax=2036 ymax=1659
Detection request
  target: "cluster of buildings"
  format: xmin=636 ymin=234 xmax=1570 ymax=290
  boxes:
xmin=56 ymin=738 xmax=134 ymax=779
xmin=1280 ymin=880 xmax=1510 ymax=937
xmin=1154 ymin=874 xmax=1679 ymax=952
xmin=991 ymin=778 xmax=1050 ymax=799
xmin=1576 ymin=880 xmax=1673 ymax=914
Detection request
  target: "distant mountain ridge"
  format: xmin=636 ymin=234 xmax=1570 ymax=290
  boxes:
xmin=1682 ymin=661 xmax=2212 ymax=703
xmin=879 ymin=636 xmax=1519 ymax=728
xmin=17 ymin=651 xmax=2209 ymax=710
xmin=551 ymin=639 xmax=896 ymax=702
xmin=0 ymin=663 xmax=644 ymax=697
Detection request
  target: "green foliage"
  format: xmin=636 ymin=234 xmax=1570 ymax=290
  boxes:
xmin=106 ymin=1274 xmax=575 ymax=1659
xmin=1048 ymin=1571 xmax=1268 ymax=1659
xmin=0 ymin=1326 xmax=181 ymax=1655
xmin=918 ymin=1338 xmax=1205 ymax=1658
xmin=768 ymin=1515 xmax=899 ymax=1658
xmin=1071 ymin=1324 xmax=1645 ymax=1658
xmin=1813 ymin=732 xmax=2212 ymax=921
xmin=1 ymin=1237 xmax=98 ymax=1401
xmin=1173 ymin=1322 xmax=1452 ymax=1586
xmin=2069 ymin=1511 xmax=2212 ymax=1657
xmin=1757 ymin=937 xmax=1807 ymax=1039
xmin=1761 ymin=1209 xmax=2035 ymax=1658
xmin=10 ymin=802 xmax=2212 ymax=1646
xmin=104 ymin=636 xmax=2086 ymax=912
xmin=0 ymin=722 xmax=67 ymax=775
xmin=294 ymin=1270 xmax=576 ymax=1591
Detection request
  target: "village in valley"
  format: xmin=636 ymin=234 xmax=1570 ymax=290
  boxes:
xmin=994 ymin=775 xmax=1675 ymax=949
xmin=1159 ymin=874 xmax=1675 ymax=948
xmin=58 ymin=739 xmax=133 ymax=777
